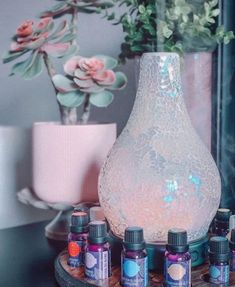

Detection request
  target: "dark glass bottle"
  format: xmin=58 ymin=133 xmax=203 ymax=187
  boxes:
xmin=209 ymin=236 xmax=230 ymax=284
xmin=229 ymin=229 xmax=235 ymax=272
xmin=213 ymin=208 xmax=232 ymax=237
xmin=67 ymin=211 xmax=89 ymax=267
xmin=164 ymin=228 xmax=191 ymax=287
xmin=85 ymin=221 xmax=111 ymax=280
xmin=121 ymin=227 xmax=148 ymax=287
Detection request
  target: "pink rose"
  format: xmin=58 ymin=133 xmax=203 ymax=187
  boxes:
xmin=64 ymin=56 xmax=116 ymax=92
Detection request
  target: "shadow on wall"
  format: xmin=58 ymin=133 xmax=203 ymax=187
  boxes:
xmin=0 ymin=126 xmax=55 ymax=229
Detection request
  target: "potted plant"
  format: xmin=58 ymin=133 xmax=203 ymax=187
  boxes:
xmin=2 ymin=1 xmax=127 ymax=205
xmin=103 ymin=0 xmax=234 ymax=150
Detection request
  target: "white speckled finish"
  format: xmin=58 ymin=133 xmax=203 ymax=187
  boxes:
xmin=99 ymin=52 xmax=221 ymax=243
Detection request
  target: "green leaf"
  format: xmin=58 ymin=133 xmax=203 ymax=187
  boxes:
xmin=211 ymin=9 xmax=220 ymax=17
xmin=26 ymin=37 xmax=46 ymax=50
xmin=49 ymin=20 xmax=68 ymax=40
xmin=138 ymin=5 xmax=145 ymax=14
xmin=90 ymin=91 xmax=114 ymax=107
xmin=39 ymin=2 xmax=68 ymax=17
xmin=52 ymin=74 xmax=77 ymax=92
xmin=2 ymin=49 xmax=28 ymax=63
xmin=109 ymin=72 xmax=127 ymax=90
xmin=94 ymin=55 xmax=118 ymax=69
xmin=10 ymin=51 xmax=38 ymax=76
xmin=9 ymin=51 xmax=43 ymax=79
xmin=22 ymin=52 xmax=44 ymax=80
xmin=57 ymin=91 xmax=85 ymax=108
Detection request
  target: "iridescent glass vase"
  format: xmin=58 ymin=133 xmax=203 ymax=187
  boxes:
xmin=99 ymin=52 xmax=221 ymax=243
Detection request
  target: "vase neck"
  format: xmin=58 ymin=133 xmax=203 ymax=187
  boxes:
xmin=127 ymin=53 xmax=191 ymax=131
xmin=138 ymin=53 xmax=182 ymax=99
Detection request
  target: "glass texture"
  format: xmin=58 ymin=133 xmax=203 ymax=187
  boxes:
xmin=99 ymin=53 xmax=221 ymax=242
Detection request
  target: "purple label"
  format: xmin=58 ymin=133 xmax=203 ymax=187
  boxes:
xmin=165 ymin=259 xmax=191 ymax=286
xmin=121 ymin=257 xmax=148 ymax=287
xmin=67 ymin=240 xmax=86 ymax=267
xmin=85 ymin=250 xmax=111 ymax=280
xmin=209 ymin=264 xmax=229 ymax=284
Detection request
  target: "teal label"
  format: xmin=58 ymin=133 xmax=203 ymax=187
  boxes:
xmin=209 ymin=264 xmax=229 ymax=284
xmin=165 ymin=259 xmax=191 ymax=286
xmin=85 ymin=250 xmax=111 ymax=280
xmin=121 ymin=256 xmax=148 ymax=287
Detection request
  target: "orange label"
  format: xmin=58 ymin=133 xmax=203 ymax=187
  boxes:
xmin=68 ymin=242 xmax=81 ymax=257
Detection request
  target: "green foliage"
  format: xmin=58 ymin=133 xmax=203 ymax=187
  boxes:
xmin=103 ymin=0 xmax=234 ymax=61
xmin=109 ymin=0 xmax=157 ymax=61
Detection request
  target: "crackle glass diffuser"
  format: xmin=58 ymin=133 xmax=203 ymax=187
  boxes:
xmin=99 ymin=53 xmax=221 ymax=248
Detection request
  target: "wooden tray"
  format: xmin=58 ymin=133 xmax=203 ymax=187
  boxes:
xmin=55 ymin=251 xmax=235 ymax=286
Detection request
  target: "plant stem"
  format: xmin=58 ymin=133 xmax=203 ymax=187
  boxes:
xmin=42 ymin=52 xmax=78 ymax=125
xmin=81 ymin=94 xmax=91 ymax=124
xmin=71 ymin=0 xmax=78 ymax=47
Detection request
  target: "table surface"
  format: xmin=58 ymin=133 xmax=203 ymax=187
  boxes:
xmin=0 ymin=221 xmax=66 ymax=287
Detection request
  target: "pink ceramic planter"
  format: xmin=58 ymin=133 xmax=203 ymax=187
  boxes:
xmin=32 ymin=122 xmax=116 ymax=205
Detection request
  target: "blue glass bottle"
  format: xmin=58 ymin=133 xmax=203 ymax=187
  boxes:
xmin=229 ymin=229 xmax=235 ymax=272
xmin=67 ymin=211 xmax=89 ymax=267
xmin=85 ymin=221 xmax=111 ymax=280
xmin=213 ymin=208 xmax=232 ymax=237
xmin=164 ymin=228 xmax=191 ymax=287
xmin=209 ymin=236 xmax=230 ymax=284
xmin=121 ymin=227 xmax=148 ymax=287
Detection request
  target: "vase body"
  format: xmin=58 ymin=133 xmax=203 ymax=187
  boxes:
xmin=135 ymin=52 xmax=212 ymax=150
xmin=33 ymin=122 xmax=116 ymax=205
xmin=99 ymin=53 xmax=221 ymax=243
xmin=181 ymin=52 xmax=212 ymax=150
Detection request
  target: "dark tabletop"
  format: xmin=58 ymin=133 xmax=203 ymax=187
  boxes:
xmin=0 ymin=221 xmax=66 ymax=287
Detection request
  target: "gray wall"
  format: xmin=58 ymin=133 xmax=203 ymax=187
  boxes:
xmin=0 ymin=0 xmax=136 ymax=228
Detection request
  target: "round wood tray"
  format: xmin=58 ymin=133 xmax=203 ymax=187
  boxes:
xmin=55 ymin=251 xmax=235 ymax=286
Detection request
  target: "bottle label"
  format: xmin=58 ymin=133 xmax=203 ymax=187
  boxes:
xmin=165 ymin=259 xmax=191 ymax=286
xmin=121 ymin=257 xmax=148 ymax=287
xmin=85 ymin=250 xmax=111 ymax=280
xmin=67 ymin=240 xmax=86 ymax=267
xmin=209 ymin=264 xmax=229 ymax=284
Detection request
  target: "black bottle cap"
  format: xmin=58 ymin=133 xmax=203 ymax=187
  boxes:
xmin=88 ymin=221 xmax=107 ymax=244
xmin=166 ymin=228 xmax=189 ymax=253
xmin=229 ymin=229 xmax=235 ymax=250
xmin=209 ymin=236 xmax=230 ymax=262
xmin=215 ymin=208 xmax=232 ymax=221
xmin=70 ymin=211 xmax=89 ymax=233
xmin=123 ymin=227 xmax=145 ymax=250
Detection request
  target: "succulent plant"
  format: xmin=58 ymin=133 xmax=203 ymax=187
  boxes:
xmin=52 ymin=55 xmax=127 ymax=122
xmin=2 ymin=17 xmax=76 ymax=80
xmin=2 ymin=0 xmax=127 ymax=124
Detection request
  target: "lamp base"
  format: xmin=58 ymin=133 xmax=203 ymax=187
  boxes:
xmin=109 ymin=232 xmax=208 ymax=271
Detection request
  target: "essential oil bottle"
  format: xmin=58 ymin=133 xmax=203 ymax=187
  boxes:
xmin=164 ymin=228 xmax=191 ymax=287
xmin=209 ymin=236 xmax=230 ymax=284
xmin=67 ymin=211 xmax=89 ymax=267
xmin=229 ymin=229 xmax=235 ymax=271
xmin=85 ymin=220 xmax=111 ymax=280
xmin=213 ymin=208 xmax=232 ymax=237
xmin=121 ymin=227 xmax=148 ymax=287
